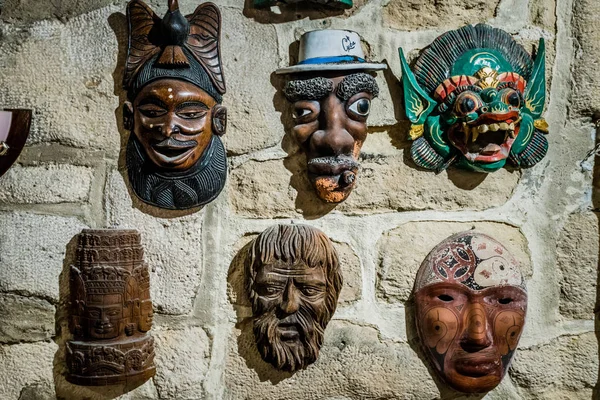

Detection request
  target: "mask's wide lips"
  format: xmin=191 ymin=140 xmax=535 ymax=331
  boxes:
xmin=452 ymin=349 xmax=502 ymax=378
xmin=449 ymin=111 xmax=521 ymax=163
xmin=152 ymin=137 xmax=198 ymax=160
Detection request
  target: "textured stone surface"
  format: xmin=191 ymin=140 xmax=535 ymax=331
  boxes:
xmin=0 ymin=164 xmax=93 ymax=204
xmin=0 ymin=342 xmax=56 ymax=400
xmin=224 ymin=320 xmax=439 ymax=399
xmin=383 ymin=0 xmax=500 ymax=30
xmin=557 ymin=212 xmax=598 ymax=319
xmin=153 ymin=327 xmax=211 ymax=400
xmin=511 ymin=333 xmax=598 ymax=398
xmin=530 ymin=0 xmax=556 ymax=30
xmin=105 ymin=170 xmax=204 ymax=315
xmin=0 ymin=212 xmax=87 ymax=301
xmin=0 ymin=294 xmax=54 ymax=344
xmin=377 ymin=221 xmax=531 ymax=303
xmin=572 ymin=0 xmax=600 ymax=118
xmin=0 ymin=0 xmax=116 ymax=22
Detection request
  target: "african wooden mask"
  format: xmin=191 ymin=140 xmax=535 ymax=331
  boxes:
xmin=414 ymin=231 xmax=527 ymax=393
xmin=400 ymin=24 xmax=548 ymax=173
xmin=276 ymin=30 xmax=386 ymax=203
xmin=66 ymin=229 xmax=155 ymax=386
xmin=253 ymin=0 xmax=352 ymax=9
xmin=246 ymin=224 xmax=343 ymax=371
xmin=0 ymin=109 xmax=32 ymax=178
xmin=122 ymin=0 xmax=227 ymax=210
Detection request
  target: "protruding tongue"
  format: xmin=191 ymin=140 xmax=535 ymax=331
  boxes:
xmin=480 ymin=143 xmax=502 ymax=155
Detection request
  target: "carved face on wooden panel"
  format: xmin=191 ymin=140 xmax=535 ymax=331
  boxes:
xmin=414 ymin=232 xmax=527 ymax=393
xmin=246 ymin=224 xmax=343 ymax=371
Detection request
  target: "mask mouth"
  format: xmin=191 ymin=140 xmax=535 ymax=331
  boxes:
xmin=307 ymin=156 xmax=359 ymax=176
xmin=449 ymin=111 xmax=521 ymax=163
xmin=451 ymin=348 xmax=501 ymax=378
xmin=152 ymin=137 xmax=198 ymax=159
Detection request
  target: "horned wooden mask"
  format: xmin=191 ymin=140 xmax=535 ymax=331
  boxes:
xmin=122 ymin=0 xmax=227 ymax=210
xmin=246 ymin=224 xmax=343 ymax=371
xmin=66 ymin=229 xmax=155 ymax=386
xmin=414 ymin=231 xmax=527 ymax=393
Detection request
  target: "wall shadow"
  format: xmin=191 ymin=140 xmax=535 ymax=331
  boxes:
xmin=242 ymin=0 xmax=350 ymax=24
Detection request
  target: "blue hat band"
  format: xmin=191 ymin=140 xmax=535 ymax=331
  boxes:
xmin=298 ymin=55 xmax=366 ymax=65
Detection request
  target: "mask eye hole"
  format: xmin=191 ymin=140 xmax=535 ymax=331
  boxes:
xmin=348 ymin=98 xmax=371 ymax=117
xmin=454 ymin=92 xmax=483 ymax=116
xmin=437 ymin=294 xmax=454 ymax=302
xmin=500 ymin=88 xmax=521 ymax=107
xmin=292 ymin=108 xmax=311 ymax=119
xmin=499 ymin=297 xmax=513 ymax=305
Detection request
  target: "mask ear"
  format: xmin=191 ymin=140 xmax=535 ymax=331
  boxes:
xmin=212 ymin=105 xmax=227 ymax=136
xmin=524 ymin=39 xmax=546 ymax=119
xmin=123 ymin=101 xmax=134 ymax=131
xmin=399 ymin=48 xmax=436 ymax=138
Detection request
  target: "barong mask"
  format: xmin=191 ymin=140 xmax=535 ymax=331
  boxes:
xmin=246 ymin=224 xmax=343 ymax=371
xmin=400 ymin=24 xmax=548 ymax=173
xmin=277 ymin=30 xmax=386 ymax=203
xmin=123 ymin=0 xmax=227 ymax=210
xmin=414 ymin=232 xmax=527 ymax=393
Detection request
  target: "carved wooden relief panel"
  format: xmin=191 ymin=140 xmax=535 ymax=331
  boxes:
xmin=66 ymin=229 xmax=155 ymax=386
xmin=400 ymin=24 xmax=548 ymax=173
xmin=0 ymin=109 xmax=31 ymax=178
xmin=246 ymin=224 xmax=343 ymax=371
xmin=276 ymin=30 xmax=386 ymax=203
xmin=122 ymin=0 xmax=227 ymax=210
xmin=414 ymin=231 xmax=527 ymax=393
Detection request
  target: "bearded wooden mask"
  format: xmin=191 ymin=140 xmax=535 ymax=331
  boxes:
xmin=246 ymin=224 xmax=343 ymax=371
xmin=122 ymin=0 xmax=227 ymax=210
xmin=414 ymin=231 xmax=527 ymax=393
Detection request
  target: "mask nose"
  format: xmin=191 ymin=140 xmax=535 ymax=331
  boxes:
xmin=309 ymin=98 xmax=355 ymax=157
xmin=279 ymin=283 xmax=300 ymax=315
xmin=460 ymin=303 xmax=492 ymax=352
xmin=161 ymin=117 xmax=180 ymax=138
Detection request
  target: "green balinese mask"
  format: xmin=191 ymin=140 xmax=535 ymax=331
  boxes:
xmin=399 ymin=24 xmax=548 ymax=173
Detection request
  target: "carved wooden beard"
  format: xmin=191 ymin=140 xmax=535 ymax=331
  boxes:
xmin=414 ymin=232 xmax=527 ymax=393
xmin=246 ymin=224 xmax=343 ymax=371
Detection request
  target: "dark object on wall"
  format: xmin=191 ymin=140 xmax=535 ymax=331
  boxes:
xmin=66 ymin=229 xmax=155 ymax=386
xmin=122 ymin=0 xmax=227 ymax=210
xmin=414 ymin=231 xmax=527 ymax=393
xmin=276 ymin=30 xmax=386 ymax=203
xmin=0 ymin=109 xmax=32 ymax=178
xmin=253 ymin=0 xmax=352 ymax=9
xmin=246 ymin=224 xmax=343 ymax=371
xmin=400 ymin=24 xmax=548 ymax=173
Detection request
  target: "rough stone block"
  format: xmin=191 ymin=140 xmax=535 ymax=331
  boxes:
xmin=105 ymin=170 xmax=204 ymax=315
xmin=0 ymin=164 xmax=93 ymax=204
xmin=557 ymin=212 xmax=598 ymax=319
xmin=511 ymin=333 xmax=597 ymax=398
xmin=0 ymin=0 xmax=116 ymax=22
xmin=383 ymin=0 xmax=500 ymax=31
xmin=0 ymin=212 xmax=87 ymax=301
xmin=377 ymin=221 xmax=531 ymax=303
xmin=223 ymin=320 xmax=439 ymax=399
xmin=153 ymin=327 xmax=211 ymax=400
xmin=0 ymin=342 xmax=56 ymax=400
xmin=229 ymin=132 xmax=520 ymax=218
xmin=0 ymin=294 xmax=54 ymax=344
xmin=530 ymin=0 xmax=556 ymax=31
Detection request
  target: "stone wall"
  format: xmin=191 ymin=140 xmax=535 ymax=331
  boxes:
xmin=0 ymin=0 xmax=598 ymax=399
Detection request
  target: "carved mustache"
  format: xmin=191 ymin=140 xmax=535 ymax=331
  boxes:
xmin=307 ymin=156 xmax=359 ymax=175
xmin=153 ymin=137 xmax=198 ymax=150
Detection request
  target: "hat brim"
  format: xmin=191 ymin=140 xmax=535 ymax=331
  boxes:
xmin=276 ymin=62 xmax=387 ymax=74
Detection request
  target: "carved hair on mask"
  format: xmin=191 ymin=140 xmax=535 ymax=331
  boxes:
xmin=0 ymin=109 xmax=32 ymax=178
xmin=66 ymin=229 xmax=155 ymax=386
xmin=276 ymin=30 xmax=387 ymax=203
xmin=400 ymin=24 xmax=548 ymax=173
xmin=246 ymin=224 xmax=343 ymax=371
xmin=122 ymin=0 xmax=227 ymax=210
xmin=414 ymin=231 xmax=527 ymax=393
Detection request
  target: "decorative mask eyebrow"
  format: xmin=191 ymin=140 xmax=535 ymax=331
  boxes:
xmin=284 ymin=77 xmax=334 ymax=102
xmin=335 ymin=73 xmax=379 ymax=101
xmin=175 ymin=101 xmax=209 ymax=112
xmin=137 ymin=97 xmax=169 ymax=109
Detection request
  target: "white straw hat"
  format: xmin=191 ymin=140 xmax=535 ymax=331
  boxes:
xmin=276 ymin=29 xmax=387 ymax=74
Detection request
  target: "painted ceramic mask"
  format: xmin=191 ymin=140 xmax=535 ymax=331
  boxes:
xmin=253 ymin=0 xmax=352 ymax=9
xmin=122 ymin=0 xmax=227 ymax=210
xmin=277 ymin=30 xmax=386 ymax=203
xmin=67 ymin=229 xmax=155 ymax=386
xmin=414 ymin=231 xmax=527 ymax=393
xmin=0 ymin=109 xmax=31 ymax=178
xmin=400 ymin=24 xmax=548 ymax=173
xmin=246 ymin=224 xmax=343 ymax=371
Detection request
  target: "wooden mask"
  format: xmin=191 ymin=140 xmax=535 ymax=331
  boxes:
xmin=122 ymin=0 xmax=227 ymax=210
xmin=414 ymin=231 xmax=527 ymax=393
xmin=246 ymin=224 xmax=343 ymax=371
xmin=0 ymin=109 xmax=32 ymax=178
xmin=66 ymin=229 xmax=155 ymax=386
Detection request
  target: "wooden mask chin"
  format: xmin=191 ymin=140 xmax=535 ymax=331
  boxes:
xmin=413 ymin=231 xmax=527 ymax=393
